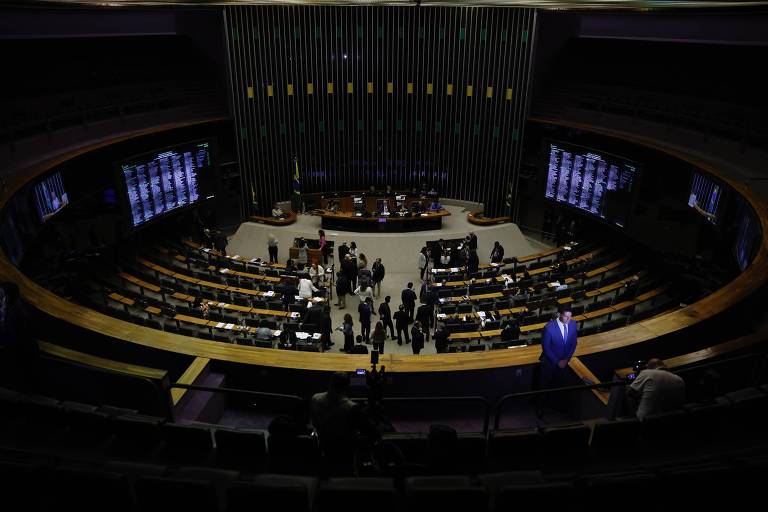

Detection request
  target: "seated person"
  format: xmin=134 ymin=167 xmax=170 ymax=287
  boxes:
xmin=256 ymin=320 xmax=274 ymax=341
xmin=429 ymin=199 xmax=443 ymax=211
xmin=385 ymin=185 xmax=394 ymax=196
xmin=328 ymin=199 xmax=341 ymax=212
xmin=626 ymin=358 xmax=686 ymax=420
xmin=272 ymin=204 xmax=287 ymax=218
xmin=428 ymin=187 xmax=439 ymax=198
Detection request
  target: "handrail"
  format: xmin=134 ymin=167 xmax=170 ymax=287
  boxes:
xmin=168 ymin=383 xmax=306 ymax=408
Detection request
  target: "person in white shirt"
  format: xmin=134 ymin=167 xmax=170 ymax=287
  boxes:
xmin=298 ymin=276 xmax=318 ymax=299
xmin=627 ymin=359 xmax=686 ymax=420
xmin=354 ymin=282 xmax=374 ymax=303
xmin=308 ymin=262 xmax=325 ymax=285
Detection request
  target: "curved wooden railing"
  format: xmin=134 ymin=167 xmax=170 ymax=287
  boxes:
xmin=249 ymin=211 xmax=297 ymax=226
xmin=467 ymin=210 xmax=511 ymax=225
xmin=0 ymin=116 xmax=766 ymax=373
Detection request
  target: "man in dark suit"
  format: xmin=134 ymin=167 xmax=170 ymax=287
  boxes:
xmin=538 ymin=305 xmax=578 ymax=416
xmin=490 ymin=241 xmax=505 ymax=264
xmin=468 ymin=232 xmax=478 ymax=251
xmin=393 ymin=304 xmax=411 ymax=345
xmin=378 ymin=296 xmax=396 ymax=339
xmin=401 ymin=282 xmax=417 ymax=321
xmin=411 ymin=321 xmax=425 ymax=355
xmin=415 ymin=300 xmax=434 ymax=342
xmin=337 ymin=242 xmax=350 ymax=264
xmin=358 ymin=297 xmax=375 ymax=342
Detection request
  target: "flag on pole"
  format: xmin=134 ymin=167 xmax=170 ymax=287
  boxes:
xmin=292 ymin=157 xmax=301 ymax=195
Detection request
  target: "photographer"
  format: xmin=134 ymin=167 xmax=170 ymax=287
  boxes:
xmin=626 ymin=358 xmax=686 ymax=420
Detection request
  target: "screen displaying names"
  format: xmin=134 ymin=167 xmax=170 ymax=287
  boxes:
xmin=545 ymin=141 xmax=639 ymax=228
xmin=120 ymin=140 xmax=215 ymax=228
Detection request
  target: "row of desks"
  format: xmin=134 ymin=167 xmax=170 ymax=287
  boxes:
xmin=446 ymin=286 xmax=667 ymax=340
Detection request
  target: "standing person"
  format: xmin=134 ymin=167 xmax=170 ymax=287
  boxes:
xmin=267 ymin=233 xmax=279 ymax=263
xmin=490 ymin=241 xmax=505 ymax=264
xmin=298 ymin=275 xmax=319 ymax=300
xmin=401 ymin=282 xmax=417 ymax=321
xmin=357 ymin=253 xmax=368 ymax=272
xmin=538 ymin=305 xmax=578 ymax=416
xmin=415 ymin=299 xmax=434 ymax=343
xmin=343 ymin=255 xmax=358 ymax=294
xmin=296 ymin=238 xmax=309 ymax=266
xmin=318 ymin=229 xmax=328 ymax=265
xmin=370 ymin=321 xmax=386 ymax=355
xmin=371 ymin=258 xmax=385 ymax=298
xmin=336 ymin=313 xmax=354 ymax=352
xmin=626 ymin=359 xmax=686 ymax=420
xmin=468 ymin=232 xmax=478 ymax=251
xmin=418 ymin=247 xmax=429 ymax=281
xmin=280 ymin=278 xmax=299 ymax=311
xmin=337 ymin=241 xmax=350 ymax=264
xmin=467 ymin=249 xmax=479 ymax=276
xmin=321 ymin=305 xmax=333 ymax=351
xmin=411 ymin=321 xmax=425 ymax=355
xmin=378 ymin=296 xmax=396 ymax=339
xmin=354 ymin=282 xmax=374 ymax=304
xmin=335 ymin=272 xmax=350 ymax=309
xmin=393 ymin=304 xmax=411 ymax=345
xmin=348 ymin=241 xmax=358 ymax=258
xmin=358 ymin=297 xmax=375 ymax=343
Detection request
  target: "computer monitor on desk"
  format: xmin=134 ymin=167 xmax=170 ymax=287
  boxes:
xmin=353 ymin=196 xmax=364 ymax=216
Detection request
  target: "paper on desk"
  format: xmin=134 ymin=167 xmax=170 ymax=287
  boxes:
xmin=215 ymin=322 xmax=225 ymax=328
xmin=219 ymin=303 xmax=229 ymax=308
xmin=224 ymin=323 xmax=234 ymax=330
xmin=272 ymin=330 xmax=282 ymax=337
xmin=264 ymin=291 xmax=275 ymax=297
xmin=478 ymin=311 xmax=486 ymax=319
xmin=290 ymin=312 xmax=300 ymax=319
xmin=549 ymin=281 xmax=560 ymax=287
xmin=219 ymin=268 xmax=230 ymax=274
xmin=439 ymin=298 xmax=445 ymax=303
xmin=312 ymin=333 xmax=322 ymax=340
xmin=491 ymin=263 xmax=499 ymax=267
xmin=451 ymin=267 xmax=459 ymax=272
xmin=296 ymin=332 xmax=310 ymax=340
xmin=202 ymin=248 xmax=211 ymax=253
xmin=437 ymin=313 xmax=447 ymax=319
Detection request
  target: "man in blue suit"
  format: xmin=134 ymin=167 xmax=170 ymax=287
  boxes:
xmin=537 ymin=306 xmax=578 ymax=416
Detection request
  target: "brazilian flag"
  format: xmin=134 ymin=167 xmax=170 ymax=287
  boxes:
xmin=292 ymin=157 xmax=301 ymax=196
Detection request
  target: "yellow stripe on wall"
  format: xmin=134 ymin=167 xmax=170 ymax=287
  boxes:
xmin=327 ymin=82 xmax=334 ymax=94
xmin=387 ymin=82 xmax=394 ymax=94
xmin=267 ymin=84 xmax=274 ymax=97
xmin=407 ymin=82 xmax=414 ymax=94
xmin=426 ymin=83 xmax=433 ymax=95
xmin=486 ymin=86 xmax=493 ymax=98
xmin=247 ymin=86 xmax=254 ymax=99
xmin=287 ymin=84 xmax=294 ymax=96
xmin=466 ymin=85 xmax=473 ymax=97
xmin=347 ymin=82 xmax=354 ymax=94
xmin=367 ymin=82 xmax=374 ymax=94
xmin=506 ymin=87 xmax=513 ymax=100
xmin=447 ymin=84 xmax=453 ymax=96
xmin=307 ymin=83 xmax=314 ymax=95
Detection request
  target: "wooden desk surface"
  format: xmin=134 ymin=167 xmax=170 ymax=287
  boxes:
xmin=316 ymin=209 xmax=450 ymax=221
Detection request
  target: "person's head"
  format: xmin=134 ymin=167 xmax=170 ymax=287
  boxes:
xmin=344 ymin=313 xmax=353 ymax=324
xmin=350 ymin=242 xmax=357 ymax=249
xmin=365 ymin=297 xmax=373 ymax=305
xmin=268 ymin=233 xmax=276 ymax=243
xmin=375 ymin=257 xmax=381 ymax=264
xmin=414 ymin=320 xmax=421 ymax=329
xmin=399 ymin=304 xmax=405 ymax=311
xmin=297 ymin=263 xmax=305 ymax=271
xmin=193 ymin=296 xmax=202 ymax=307
xmin=646 ymin=358 xmax=667 ymax=370
xmin=359 ymin=253 xmax=366 ymax=261
xmin=494 ymin=241 xmax=500 ymax=248
xmin=311 ymin=262 xmax=318 ymax=269
xmin=385 ymin=295 xmax=391 ymax=303
xmin=356 ymin=335 xmax=364 ymax=344
xmin=374 ymin=321 xmax=384 ymax=334
xmin=318 ymin=229 xmax=325 ymax=237
xmin=328 ymin=371 xmax=350 ymax=396
xmin=342 ymin=241 xmax=347 ymax=246
xmin=286 ymin=258 xmax=294 ymax=267
xmin=369 ymin=185 xmax=375 ymax=192
xmin=407 ymin=282 xmax=413 ymax=289
xmin=558 ymin=305 xmax=573 ymax=324
xmin=386 ymin=185 xmax=392 ymax=192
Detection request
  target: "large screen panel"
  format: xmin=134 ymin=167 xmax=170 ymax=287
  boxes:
xmin=688 ymin=171 xmax=723 ymax=225
xmin=545 ymin=141 xmax=639 ymax=228
xmin=33 ymin=171 xmax=69 ymax=223
xmin=119 ymin=139 xmax=216 ymax=228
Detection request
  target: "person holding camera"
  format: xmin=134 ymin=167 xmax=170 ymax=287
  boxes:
xmin=626 ymin=358 xmax=686 ymax=420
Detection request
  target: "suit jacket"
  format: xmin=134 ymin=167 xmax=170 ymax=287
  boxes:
xmin=415 ymin=304 xmax=434 ymax=329
xmin=411 ymin=326 xmax=425 ymax=351
xmin=401 ymin=288 xmax=417 ymax=307
xmin=540 ymin=319 xmax=577 ymax=365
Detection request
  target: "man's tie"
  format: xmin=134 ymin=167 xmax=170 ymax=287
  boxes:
xmin=563 ymin=323 xmax=568 ymax=342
